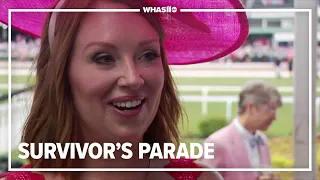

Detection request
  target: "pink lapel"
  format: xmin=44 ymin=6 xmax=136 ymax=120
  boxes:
xmin=227 ymin=123 xmax=252 ymax=168
xmin=226 ymin=123 xmax=261 ymax=180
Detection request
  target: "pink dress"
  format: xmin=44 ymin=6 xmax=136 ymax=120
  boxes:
xmin=0 ymin=159 xmax=202 ymax=180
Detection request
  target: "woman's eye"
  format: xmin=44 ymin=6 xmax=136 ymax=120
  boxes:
xmin=139 ymin=51 xmax=160 ymax=62
xmin=92 ymin=53 xmax=115 ymax=64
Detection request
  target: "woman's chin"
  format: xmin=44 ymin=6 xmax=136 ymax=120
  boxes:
xmin=110 ymin=131 xmax=144 ymax=143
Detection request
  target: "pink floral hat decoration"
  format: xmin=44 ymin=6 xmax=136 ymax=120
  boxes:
xmin=0 ymin=0 xmax=249 ymax=65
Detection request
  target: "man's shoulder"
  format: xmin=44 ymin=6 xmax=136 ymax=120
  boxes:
xmin=204 ymin=122 xmax=234 ymax=143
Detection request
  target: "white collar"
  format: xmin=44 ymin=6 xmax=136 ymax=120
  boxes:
xmin=234 ymin=117 xmax=258 ymax=140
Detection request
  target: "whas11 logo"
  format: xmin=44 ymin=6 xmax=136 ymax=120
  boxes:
xmin=143 ymin=6 xmax=178 ymax=13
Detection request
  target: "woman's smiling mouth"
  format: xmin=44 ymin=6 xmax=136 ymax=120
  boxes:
xmin=109 ymin=96 xmax=146 ymax=116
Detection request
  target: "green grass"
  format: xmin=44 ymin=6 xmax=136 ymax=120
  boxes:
xmin=174 ymin=77 xmax=320 ymax=87
xmin=11 ymin=149 xmax=28 ymax=165
xmin=173 ymin=77 xmax=319 ymax=137
xmin=0 ymin=89 xmax=26 ymax=94
xmin=0 ymin=75 xmax=35 ymax=84
xmin=178 ymin=90 xmax=320 ymax=97
xmin=0 ymin=99 xmax=8 ymax=104
xmin=0 ymin=149 xmax=29 ymax=165
xmin=0 ymin=89 xmax=8 ymax=94
xmin=1 ymin=75 xmax=317 ymax=97
xmin=0 ymin=88 xmax=32 ymax=104
xmin=1 ymin=75 xmax=319 ymax=87
xmin=179 ymin=101 xmax=310 ymax=137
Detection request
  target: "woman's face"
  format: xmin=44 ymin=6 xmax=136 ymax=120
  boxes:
xmin=68 ymin=0 xmax=164 ymax=142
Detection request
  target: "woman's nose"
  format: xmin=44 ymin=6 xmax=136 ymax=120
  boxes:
xmin=117 ymin=59 xmax=145 ymax=89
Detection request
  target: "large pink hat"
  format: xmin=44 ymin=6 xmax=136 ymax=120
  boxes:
xmin=0 ymin=0 xmax=249 ymax=65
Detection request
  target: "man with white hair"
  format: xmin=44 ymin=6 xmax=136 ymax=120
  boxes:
xmin=201 ymin=80 xmax=282 ymax=180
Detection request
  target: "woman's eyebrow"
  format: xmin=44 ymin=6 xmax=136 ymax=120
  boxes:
xmin=138 ymin=39 xmax=159 ymax=47
xmin=84 ymin=39 xmax=160 ymax=51
xmin=84 ymin=42 xmax=117 ymax=52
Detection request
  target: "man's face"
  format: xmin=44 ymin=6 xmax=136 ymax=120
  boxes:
xmin=250 ymin=102 xmax=278 ymax=131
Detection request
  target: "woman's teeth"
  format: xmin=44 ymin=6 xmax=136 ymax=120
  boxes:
xmin=113 ymin=100 xmax=142 ymax=109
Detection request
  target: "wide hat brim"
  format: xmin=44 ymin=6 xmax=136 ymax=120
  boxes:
xmin=0 ymin=0 xmax=249 ymax=65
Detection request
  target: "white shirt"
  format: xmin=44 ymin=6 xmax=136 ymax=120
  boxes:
xmin=234 ymin=118 xmax=261 ymax=168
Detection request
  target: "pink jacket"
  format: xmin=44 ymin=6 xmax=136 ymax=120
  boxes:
xmin=200 ymin=121 xmax=271 ymax=180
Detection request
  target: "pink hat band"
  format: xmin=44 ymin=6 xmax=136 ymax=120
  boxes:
xmin=48 ymin=0 xmax=65 ymax=51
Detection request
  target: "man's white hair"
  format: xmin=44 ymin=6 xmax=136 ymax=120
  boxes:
xmin=238 ymin=80 xmax=282 ymax=114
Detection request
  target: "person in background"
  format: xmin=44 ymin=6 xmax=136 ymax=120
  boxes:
xmin=271 ymin=48 xmax=282 ymax=79
xmin=201 ymin=80 xmax=282 ymax=180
